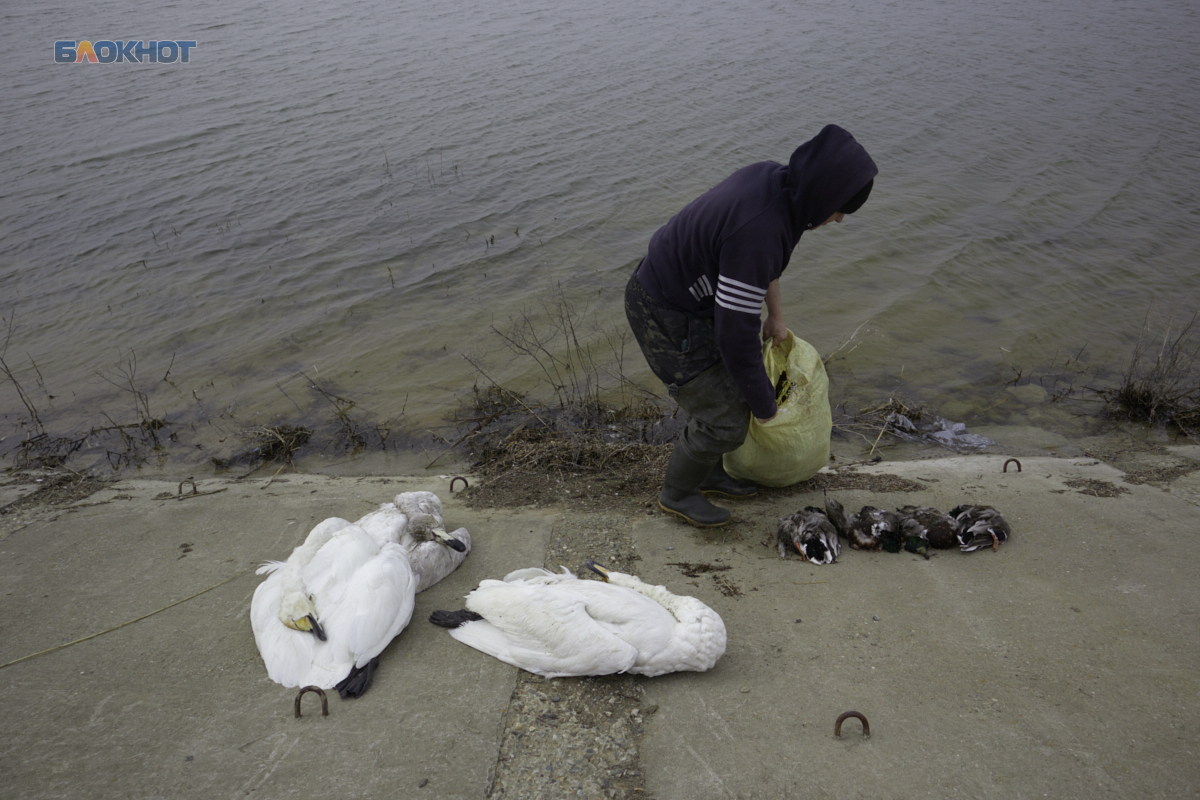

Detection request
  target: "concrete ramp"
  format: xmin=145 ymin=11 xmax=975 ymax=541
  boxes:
xmin=632 ymin=456 xmax=1200 ymax=798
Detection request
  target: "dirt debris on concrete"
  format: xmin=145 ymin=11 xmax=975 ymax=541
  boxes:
xmin=663 ymin=562 xmax=731 ymax=577
xmin=459 ymin=439 xmax=927 ymax=516
xmin=1081 ymin=432 xmax=1200 ymax=486
xmin=1062 ymin=477 xmax=1131 ymax=498
xmin=0 ymin=472 xmax=110 ymax=510
xmin=460 ymin=439 xmax=669 ymax=514
xmin=488 ymin=673 xmax=649 ymax=800
xmin=485 ymin=512 xmax=653 ymax=799
xmin=792 ymin=468 xmax=928 ymax=494
xmin=663 ymin=562 xmax=742 ymax=598
xmin=543 ymin=513 xmax=641 ymax=575
xmin=0 ymin=472 xmax=111 ymax=540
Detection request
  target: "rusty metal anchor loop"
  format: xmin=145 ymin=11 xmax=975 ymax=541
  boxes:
xmin=1003 ymin=458 xmax=1022 ymax=473
xmin=835 ymin=710 xmax=870 ymax=738
xmin=294 ymin=686 xmax=329 ymax=718
xmin=174 ymin=479 xmax=227 ymax=501
xmin=450 ymin=476 xmax=469 ymax=493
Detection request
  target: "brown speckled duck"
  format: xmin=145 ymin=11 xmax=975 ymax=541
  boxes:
xmin=846 ymin=506 xmax=899 ymax=551
xmin=896 ymin=505 xmax=958 ymax=551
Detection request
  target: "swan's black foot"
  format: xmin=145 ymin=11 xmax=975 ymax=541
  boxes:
xmin=429 ymin=609 xmax=484 ymax=628
xmin=335 ymin=656 xmax=380 ymax=699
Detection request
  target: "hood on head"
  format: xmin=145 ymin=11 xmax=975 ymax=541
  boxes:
xmin=785 ymin=124 xmax=879 ymax=232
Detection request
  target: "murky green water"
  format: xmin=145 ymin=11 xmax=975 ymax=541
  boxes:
xmin=2 ymin=0 xmax=1197 ymax=473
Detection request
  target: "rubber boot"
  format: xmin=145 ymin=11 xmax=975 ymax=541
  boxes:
xmin=699 ymin=459 xmax=759 ymax=499
xmin=658 ymin=445 xmax=731 ymax=527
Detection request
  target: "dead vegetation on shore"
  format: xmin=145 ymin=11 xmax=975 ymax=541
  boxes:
xmin=444 ymin=292 xmax=676 ymax=509
xmin=210 ymin=424 xmax=313 ymax=470
xmin=1 ymin=324 xmax=176 ymax=470
xmin=999 ymin=309 xmax=1200 ymax=439
xmin=831 ymin=393 xmax=926 ymax=455
xmin=0 ymin=315 xmax=405 ymax=474
xmin=1099 ymin=311 xmax=1200 ymax=433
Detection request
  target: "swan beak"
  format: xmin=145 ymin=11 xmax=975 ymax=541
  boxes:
xmin=584 ymin=560 xmax=610 ymax=581
xmin=294 ymin=614 xmax=327 ymax=641
xmin=432 ymin=527 xmax=467 ymax=553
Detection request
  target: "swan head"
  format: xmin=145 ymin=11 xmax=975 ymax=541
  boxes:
xmin=407 ymin=510 xmax=467 ymax=553
xmin=287 ymin=614 xmax=327 ymax=640
xmin=394 ymin=492 xmax=464 ymax=551
xmin=585 ymin=560 xmax=611 ymax=582
xmin=279 ymin=594 xmax=327 ymax=640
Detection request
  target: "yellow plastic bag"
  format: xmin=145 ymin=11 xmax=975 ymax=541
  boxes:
xmin=722 ymin=331 xmax=831 ymax=487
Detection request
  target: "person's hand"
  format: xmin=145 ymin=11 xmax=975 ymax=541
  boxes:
xmin=755 ymin=406 xmax=778 ymax=424
xmin=761 ymin=315 xmax=787 ymax=347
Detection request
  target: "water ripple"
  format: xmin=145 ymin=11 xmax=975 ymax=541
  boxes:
xmin=1 ymin=0 xmax=1198 ymax=461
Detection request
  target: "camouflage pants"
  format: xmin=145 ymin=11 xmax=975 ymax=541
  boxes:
xmin=624 ymin=267 xmax=751 ymax=460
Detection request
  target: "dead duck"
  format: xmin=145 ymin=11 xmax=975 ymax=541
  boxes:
xmin=950 ymin=504 xmax=1011 ymax=552
xmin=847 ymin=506 xmax=899 ymax=551
xmin=890 ymin=511 xmax=930 ymax=558
xmin=777 ymin=507 xmax=842 ymax=564
xmin=823 ymin=494 xmax=850 ymax=538
xmin=896 ymin=505 xmax=957 ymax=552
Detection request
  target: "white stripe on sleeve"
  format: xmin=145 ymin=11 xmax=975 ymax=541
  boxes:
xmin=719 ymin=276 xmax=768 ymax=297
xmin=716 ymin=296 xmax=763 ymax=314
xmin=715 ymin=276 xmax=766 ymax=315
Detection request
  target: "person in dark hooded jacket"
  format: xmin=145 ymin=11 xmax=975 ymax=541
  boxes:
xmin=626 ymin=124 xmax=878 ymax=527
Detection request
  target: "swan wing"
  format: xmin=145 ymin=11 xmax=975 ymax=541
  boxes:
xmin=628 ymin=601 xmax=727 ymax=676
xmin=301 ymin=516 xmax=354 ymax=549
xmin=354 ymin=503 xmax=409 ymax=547
xmin=302 ymin=526 xmax=378 ymax=608
xmin=503 ymin=566 xmax=573 ymax=583
xmin=573 ymin=573 xmax=728 ymax=676
xmin=557 ymin=582 xmax=680 ymax=665
xmin=452 ymin=581 xmax=639 ymax=677
xmin=318 ymin=543 xmax=417 ymax=669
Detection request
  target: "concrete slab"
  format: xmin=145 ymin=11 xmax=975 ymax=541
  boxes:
xmin=1166 ymin=445 xmax=1200 ymax=462
xmin=1168 ymin=471 xmax=1200 ymax=509
xmin=632 ymin=456 xmax=1200 ymax=798
xmin=0 ymin=475 xmax=39 ymax=509
xmin=0 ymin=475 xmax=552 ymax=800
xmin=3 ymin=455 xmax=1198 ymax=799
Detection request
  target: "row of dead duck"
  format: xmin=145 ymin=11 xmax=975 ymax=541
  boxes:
xmin=776 ymin=496 xmax=1011 ymax=565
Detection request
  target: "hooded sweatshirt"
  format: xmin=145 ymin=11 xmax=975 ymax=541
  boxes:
xmin=637 ymin=124 xmax=878 ymax=420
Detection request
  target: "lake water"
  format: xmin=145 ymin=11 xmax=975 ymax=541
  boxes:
xmin=1 ymin=0 xmax=1198 ymax=473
